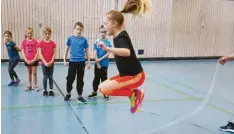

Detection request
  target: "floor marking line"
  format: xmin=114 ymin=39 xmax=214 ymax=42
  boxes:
xmin=2 ymin=98 xmax=193 ymax=110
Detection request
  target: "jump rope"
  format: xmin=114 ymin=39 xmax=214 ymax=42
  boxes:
xmin=139 ymin=61 xmax=220 ymax=134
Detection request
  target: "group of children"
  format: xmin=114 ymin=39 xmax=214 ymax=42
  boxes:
xmin=63 ymin=22 xmax=112 ymax=103
xmin=4 ymin=23 xmax=112 ymax=99
xmin=4 ymin=27 xmax=57 ymax=96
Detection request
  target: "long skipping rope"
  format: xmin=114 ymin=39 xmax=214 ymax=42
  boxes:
xmin=139 ymin=61 xmax=220 ymax=134
xmin=52 ymin=78 xmax=90 ymax=134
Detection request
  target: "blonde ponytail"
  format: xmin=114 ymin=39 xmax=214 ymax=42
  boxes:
xmin=121 ymin=0 xmax=151 ymax=16
xmin=105 ymin=0 xmax=151 ymax=26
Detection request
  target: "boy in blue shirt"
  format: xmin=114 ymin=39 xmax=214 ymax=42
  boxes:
xmin=88 ymin=25 xmax=111 ymax=100
xmin=64 ymin=22 xmax=91 ymax=103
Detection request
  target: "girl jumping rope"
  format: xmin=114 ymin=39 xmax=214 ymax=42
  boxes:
xmin=98 ymin=0 xmax=151 ymax=114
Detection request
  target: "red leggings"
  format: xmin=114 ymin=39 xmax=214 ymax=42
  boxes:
xmin=98 ymin=72 xmax=145 ymax=97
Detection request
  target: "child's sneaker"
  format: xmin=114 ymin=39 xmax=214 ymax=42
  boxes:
xmin=49 ymin=90 xmax=54 ymax=96
xmin=43 ymin=90 xmax=48 ymax=96
xmin=25 ymin=86 xmax=32 ymax=91
xmin=14 ymin=79 xmax=21 ymax=86
xmin=104 ymin=95 xmax=109 ymax=101
xmin=220 ymin=122 xmax=234 ymax=132
xmin=8 ymin=81 xmax=15 ymax=86
xmin=77 ymin=96 xmax=87 ymax=104
xmin=88 ymin=92 xmax=97 ymax=98
xmin=33 ymin=86 xmax=39 ymax=92
xmin=64 ymin=94 xmax=71 ymax=101
xmin=130 ymin=89 xmax=144 ymax=114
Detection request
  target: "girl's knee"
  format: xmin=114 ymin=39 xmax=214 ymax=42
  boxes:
xmin=33 ymin=72 xmax=37 ymax=76
xmin=28 ymin=72 xmax=32 ymax=75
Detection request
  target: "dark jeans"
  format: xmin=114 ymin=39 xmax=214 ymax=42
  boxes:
xmin=8 ymin=59 xmax=20 ymax=81
xmin=93 ymin=66 xmax=108 ymax=92
xmin=66 ymin=61 xmax=85 ymax=95
xmin=42 ymin=64 xmax=54 ymax=90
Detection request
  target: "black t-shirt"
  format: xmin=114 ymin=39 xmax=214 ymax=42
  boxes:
xmin=113 ymin=31 xmax=143 ymax=76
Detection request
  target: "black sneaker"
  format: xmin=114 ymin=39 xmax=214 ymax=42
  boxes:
xmin=8 ymin=81 xmax=15 ymax=86
xmin=64 ymin=94 xmax=71 ymax=101
xmin=88 ymin=92 xmax=97 ymax=98
xmin=14 ymin=79 xmax=21 ymax=86
xmin=77 ymin=96 xmax=87 ymax=104
xmin=43 ymin=90 xmax=48 ymax=96
xmin=49 ymin=90 xmax=54 ymax=96
xmin=104 ymin=95 xmax=109 ymax=101
xmin=220 ymin=121 xmax=234 ymax=132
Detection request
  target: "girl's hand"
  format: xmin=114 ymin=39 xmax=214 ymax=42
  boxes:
xmin=98 ymin=41 xmax=107 ymax=50
xmin=48 ymin=61 xmax=53 ymax=67
xmin=87 ymin=62 xmax=91 ymax=70
xmin=219 ymin=57 xmax=227 ymax=65
xmin=26 ymin=60 xmax=32 ymax=65
xmin=47 ymin=62 xmax=51 ymax=67
xmin=44 ymin=61 xmax=49 ymax=67
xmin=64 ymin=60 xmax=67 ymax=66
xmin=95 ymin=59 xmax=100 ymax=63
xmin=30 ymin=60 xmax=35 ymax=64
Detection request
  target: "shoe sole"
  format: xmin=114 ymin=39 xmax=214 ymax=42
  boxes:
xmin=104 ymin=97 xmax=109 ymax=101
xmin=34 ymin=88 xmax=40 ymax=92
xmin=77 ymin=100 xmax=87 ymax=104
xmin=43 ymin=93 xmax=48 ymax=96
xmin=14 ymin=81 xmax=20 ymax=86
xmin=87 ymin=96 xmax=97 ymax=99
xmin=25 ymin=89 xmax=32 ymax=91
xmin=220 ymin=128 xmax=234 ymax=132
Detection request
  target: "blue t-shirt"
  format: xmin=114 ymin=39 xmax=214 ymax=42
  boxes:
xmin=66 ymin=35 xmax=89 ymax=62
xmin=5 ymin=41 xmax=20 ymax=60
xmin=94 ymin=38 xmax=112 ymax=67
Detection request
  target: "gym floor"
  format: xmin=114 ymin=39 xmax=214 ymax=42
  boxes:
xmin=1 ymin=60 xmax=234 ymax=134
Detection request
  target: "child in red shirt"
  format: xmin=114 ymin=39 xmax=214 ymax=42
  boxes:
xmin=21 ymin=27 xmax=39 ymax=91
xmin=39 ymin=27 xmax=56 ymax=96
